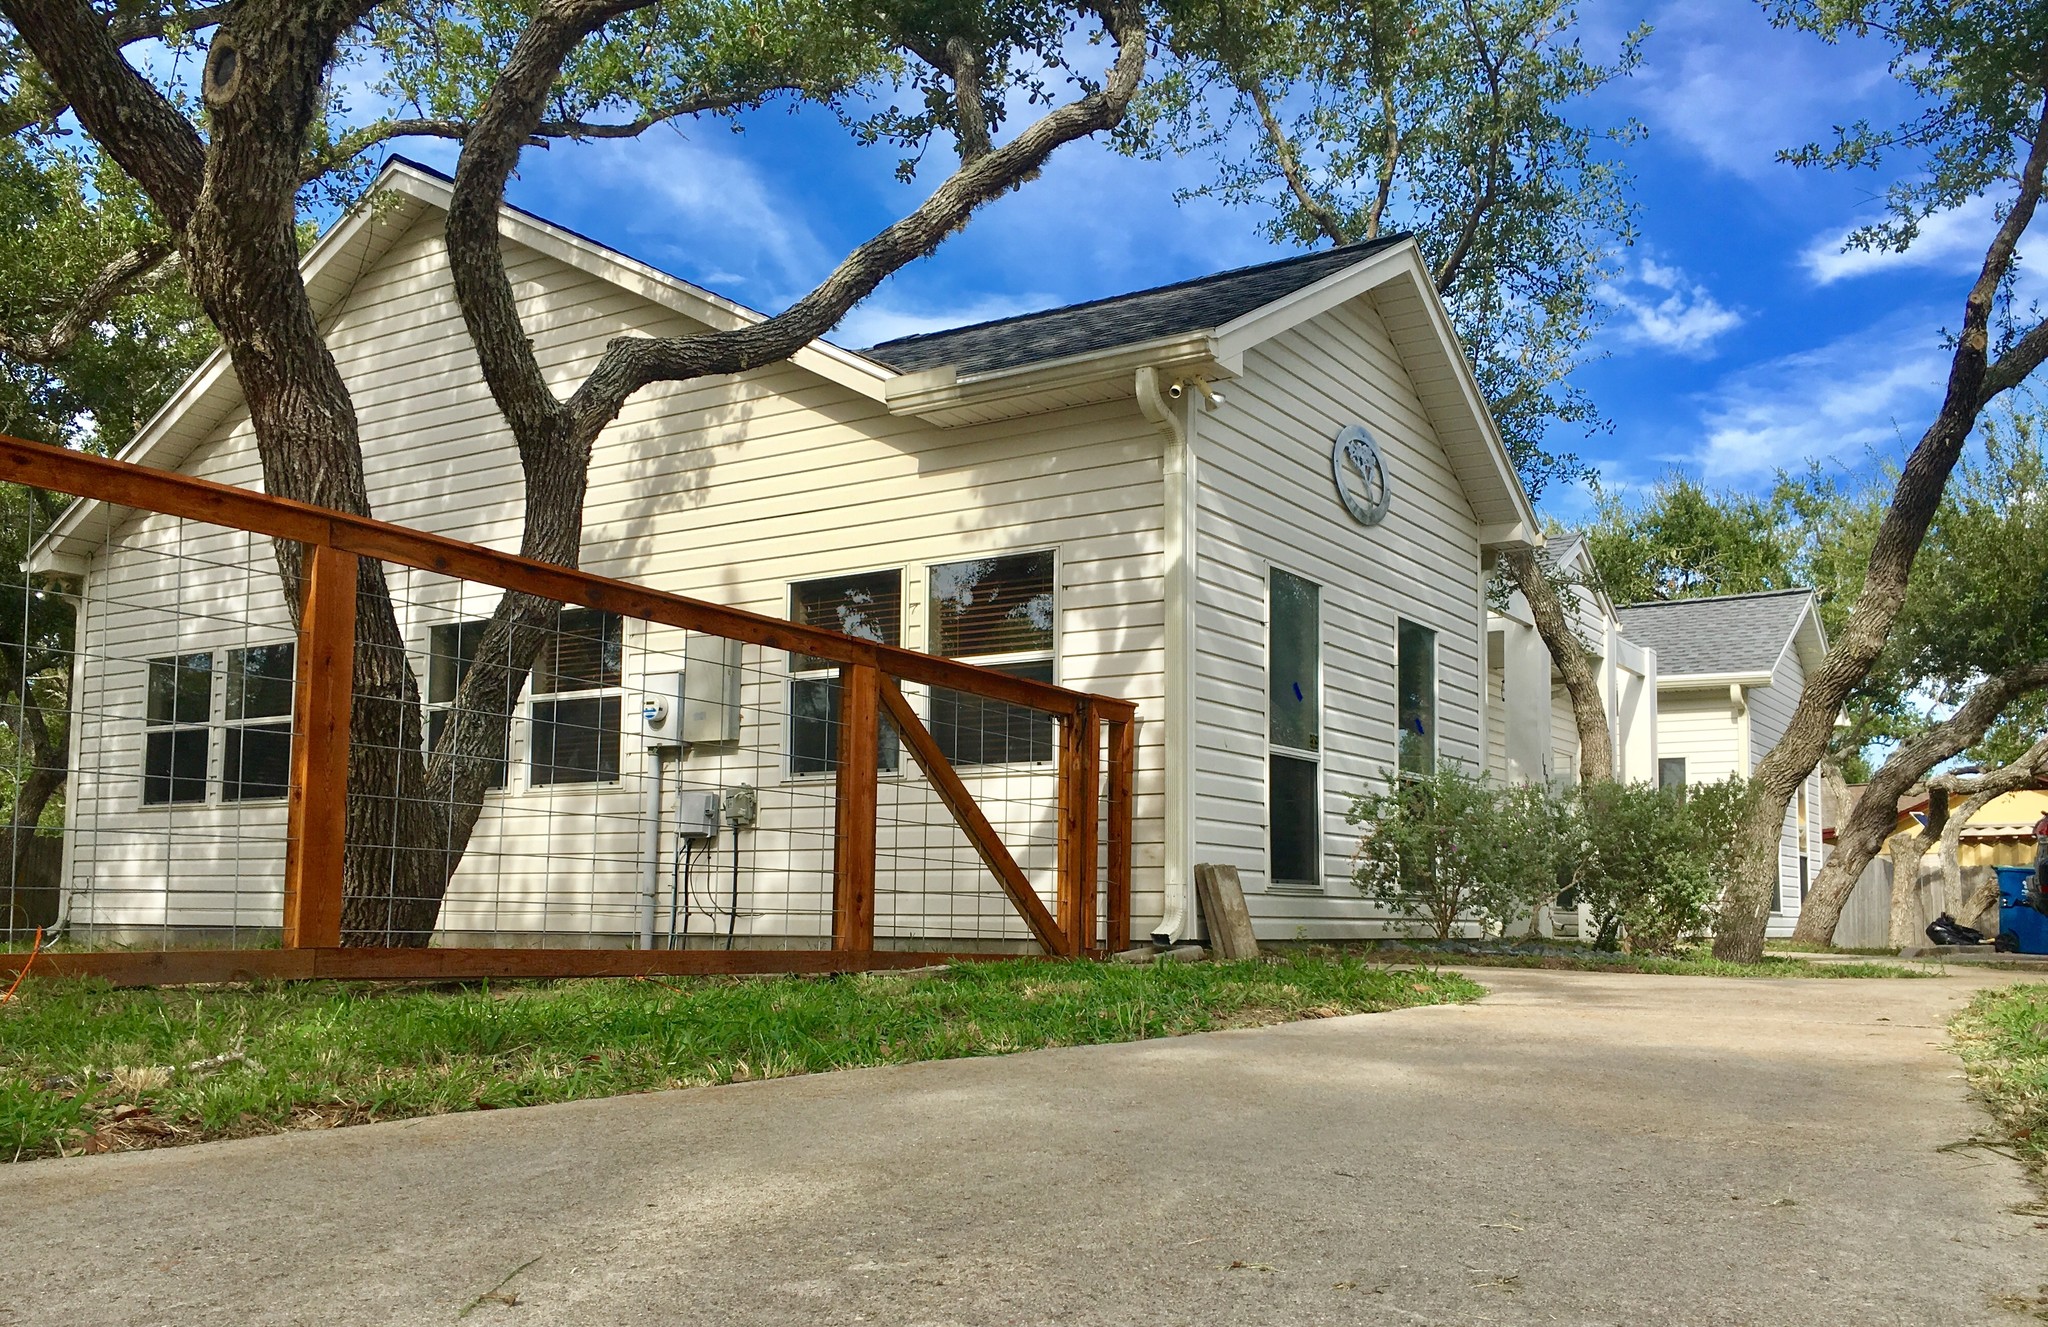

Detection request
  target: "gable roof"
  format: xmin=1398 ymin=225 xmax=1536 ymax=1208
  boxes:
xmin=1613 ymin=588 xmax=1820 ymax=680
xmin=32 ymin=157 xmax=1539 ymax=571
xmin=865 ymin=237 xmax=1407 ymax=376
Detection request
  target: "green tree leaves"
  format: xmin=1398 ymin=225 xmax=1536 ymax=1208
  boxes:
xmin=1135 ymin=0 xmax=1644 ymax=500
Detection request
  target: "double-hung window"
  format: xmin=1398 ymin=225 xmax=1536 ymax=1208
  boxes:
xmin=929 ymin=551 xmax=1056 ymax=767
xmin=222 ymin=644 xmax=295 ymax=801
xmin=1268 ymin=569 xmax=1321 ymax=888
xmin=529 ymin=609 xmax=623 ymax=786
xmin=143 ymin=652 xmax=212 ymax=805
xmin=427 ymin=619 xmax=511 ymax=789
xmin=788 ymin=571 xmax=902 ymax=775
xmin=1397 ymin=620 xmax=1437 ymax=778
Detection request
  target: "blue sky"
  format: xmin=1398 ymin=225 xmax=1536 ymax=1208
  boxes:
xmin=391 ymin=0 xmax=2027 ymax=523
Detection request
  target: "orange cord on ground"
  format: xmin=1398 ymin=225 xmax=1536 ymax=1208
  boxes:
xmin=0 ymin=926 xmax=42 ymax=1004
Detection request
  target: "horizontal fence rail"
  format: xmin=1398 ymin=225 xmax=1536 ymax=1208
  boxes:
xmin=0 ymin=433 xmax=1136 ymax=986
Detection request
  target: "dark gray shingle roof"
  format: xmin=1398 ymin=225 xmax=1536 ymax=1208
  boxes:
xmin=1613 ymin=589 xmax=1815 ymax=678
xmin=861 ymin=236 xmax=1409 ymax=375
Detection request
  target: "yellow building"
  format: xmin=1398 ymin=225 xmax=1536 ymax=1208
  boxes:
xmin=1889 ymin=788 xmax=2048 ymax=869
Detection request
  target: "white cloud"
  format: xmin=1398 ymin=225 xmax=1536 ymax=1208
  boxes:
xmin=1688 ymin=312 xmax=1949 ymax=481
xmin=1608 ymin=0 xmax=1897 ymax=181
xmin=511 ymin=132 xmax=840 ymax=311
xmin=1606 ymin=258 xmax=1743 ymax=356
xmin=1801 ymin=195 xmax=1997 ymax=284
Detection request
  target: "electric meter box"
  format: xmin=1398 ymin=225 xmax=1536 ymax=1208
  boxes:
xmin=683 ymin=634 xmax=742 ymax=744
xmin=638 ymin=670 xmax=685 ymax=744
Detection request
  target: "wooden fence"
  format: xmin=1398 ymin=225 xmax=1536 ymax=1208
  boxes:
xmin=0 ymin=433 xmax=1135 ymax=985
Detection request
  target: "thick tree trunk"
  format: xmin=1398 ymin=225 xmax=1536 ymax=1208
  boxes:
xmin=1711 ymin=98 xmax=2048 ymax=962
xmin=1789 ymin=660 xmax=2048 ymax=945
xmin=1501 ymin=547 xmax=1612 ymax=785
xmin=11 ymin=0 xmax=1153 ymax=947
xmin=1 ymin=673 xmax=67 ymax=929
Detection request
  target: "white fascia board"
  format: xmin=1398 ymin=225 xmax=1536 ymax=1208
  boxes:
xmin=1657 ymin=670 xmax=1774 ymax=691
xmin=1207 ymin=240 xmax=1418 ymax=360
xmin=1477 ymin=520 xmax=1537 ymax=550
xmin=884 ymin=333 xmax=1224 ymax=420
xmin=1763 ymin=594 xmax=1826 ymax=681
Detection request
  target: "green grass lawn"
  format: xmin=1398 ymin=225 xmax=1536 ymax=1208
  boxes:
xmin=1950 ymin=983 xmax=2048 ymax=1182
xmin=0 ymin=957 xmax=1479 ymax=1163
xmin=1328 ymin=942 xmax=1934 ymax=978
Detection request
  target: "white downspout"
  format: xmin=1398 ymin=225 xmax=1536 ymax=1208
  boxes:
xmin=1730 ymin=683 xmax=1750 ymax=771
xmin=1136 ymin=366 xmax=1199 ymax=944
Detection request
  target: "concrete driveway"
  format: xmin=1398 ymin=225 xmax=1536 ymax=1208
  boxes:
xmin=2 ymin=967 xmax=2042 ymax=1326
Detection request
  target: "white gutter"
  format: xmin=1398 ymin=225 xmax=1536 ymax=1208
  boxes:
xmin=1135 ymin=366 xmax=1200 ymax=944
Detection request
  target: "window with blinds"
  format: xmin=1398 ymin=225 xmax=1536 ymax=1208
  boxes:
xmin=788 ymin=570 xmax=902 ymax=774
xmin=529 ymin=608 xmax=623 ymax=786
xmin=929 ymin=550 xmax=1056 ymax=766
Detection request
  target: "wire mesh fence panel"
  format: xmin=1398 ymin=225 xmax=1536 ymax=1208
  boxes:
xmin=0 ymin=435 xmax=1134 ymax=978
xmin=13 ymin=498 xmax=298 ymax=946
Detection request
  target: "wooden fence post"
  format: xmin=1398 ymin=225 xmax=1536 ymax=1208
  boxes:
xmin=832 ymin=663 xmax=880 ymax=952
xmin=1056 ymin=703 xmax=1099 ymax=957
xmin=1105 ymin=714 xmax=1134 ymax=955
xmin=282 ymin=542 xmax=356 ymax=949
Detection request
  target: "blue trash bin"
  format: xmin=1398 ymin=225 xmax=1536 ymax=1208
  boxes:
xmin=1995 ymin=864 xmax=2048 ymax=955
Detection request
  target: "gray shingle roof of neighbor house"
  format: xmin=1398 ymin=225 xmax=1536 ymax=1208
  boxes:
xmin=861 ymin=235 xmax=1411 ymax=375
xmin=1612 ymin=588 xmax=1816 ymax=678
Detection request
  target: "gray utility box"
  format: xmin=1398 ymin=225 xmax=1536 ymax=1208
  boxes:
xmin=682 ymin=633 xmax=743 ymax=744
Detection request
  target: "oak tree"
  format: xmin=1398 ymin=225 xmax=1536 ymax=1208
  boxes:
xmin=2 ymin=0 xmax=1154 ymax=943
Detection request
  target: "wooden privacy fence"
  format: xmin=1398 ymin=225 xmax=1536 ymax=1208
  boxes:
xmin=0 ymin=433 xmax=1135 ymax=986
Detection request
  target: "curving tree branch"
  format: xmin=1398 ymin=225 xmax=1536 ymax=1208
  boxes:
xmin=0 ymin=241 xmax=179 ymax=366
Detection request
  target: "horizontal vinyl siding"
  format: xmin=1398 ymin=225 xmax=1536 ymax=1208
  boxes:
xmin=64 ymin=214 xmax=1168 ymax=943
xmin=1192 ymin=296 xmax=1485 ymax=939
xmin=1653 ymin=691 xmax=1742 ymax=786
xmin=1747 ymin=652 xmax=1819 ymax=937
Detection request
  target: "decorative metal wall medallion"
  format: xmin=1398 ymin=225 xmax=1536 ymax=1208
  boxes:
xmin=1331 ymin=425 xmax=1390 ymax=526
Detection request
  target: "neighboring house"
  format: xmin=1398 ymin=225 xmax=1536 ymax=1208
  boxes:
xmin=1885 ymin=787 xmax=2048 ymax=870
xmin=1485 ymin=532 xmax=1658 ymax=789
xmin=1613 ymin=589 xmax=1829 ymax=938
xmin=32 ymin=157 xmax=1537 ymax=948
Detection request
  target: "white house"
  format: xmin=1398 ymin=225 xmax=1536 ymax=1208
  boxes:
xmin=1485 ymin=531 xmax=1658 ymax=789
xmin=32 ymin=157 xmax=1538 ymax=949
xmin=1612 ymin=589 xmax=1828 ymax=937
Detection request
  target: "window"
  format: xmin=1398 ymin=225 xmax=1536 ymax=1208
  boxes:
xmin=529 ymin=608 xmax=623 ymax=786
xmin=427 ymin=619 xmax=511 ymax=789
xmin=222 ymin=644 xmax=294 ymax=801
xmin=788 ymin=571 xmax=902 ymax=775
xmin=1658 ymin=757 xmax=1688 ymax=793
xmin=1397 ymin=620 xmax=1436 ymax=778
xmin=1797 ymin=783 xmax=1811 ymax=900
xmin=1269 ymin=569 xmax=1320 ymax=887
xmin=143 ymin=652 xmax=211 ymax=805
xmin=929 ymin=551 xmax=1056 ymax=766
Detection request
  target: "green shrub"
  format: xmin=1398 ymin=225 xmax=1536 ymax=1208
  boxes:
xmin=1569 ymin=776 xmax=1751 ymax=954
xmin=1348 ymin=765 xmax=1562 ymax=939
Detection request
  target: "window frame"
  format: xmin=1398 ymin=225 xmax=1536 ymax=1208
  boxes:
xmin=220 ymin=642 xmax=296 ymax=803
xmin=526 ymin=607 xmax=625 ymax=789
xmin=141 ymin=651 xmax=214 ymax=807
xmin=1396 ymin=618 xmax=1438 ymax=780
xmin=785 ymin=567 xmax=904 ymax=778
xmin=925 ymin=547 xmax=1059 ymax=770
xmin=1266 ymin=566 xmax=1324 ymax=893
xmin=426 ymin=618 xmax=512 ymax=793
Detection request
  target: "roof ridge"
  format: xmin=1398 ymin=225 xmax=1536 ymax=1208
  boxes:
xmin=1616 ymin=587 xmax=1814 ymax=610
xmin=862 ymin=233 xmax=1410 ymax=353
